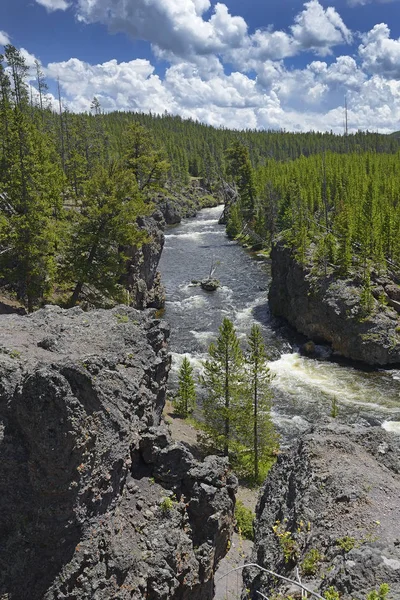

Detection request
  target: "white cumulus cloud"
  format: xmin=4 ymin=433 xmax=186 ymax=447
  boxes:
xmin=291 ymin=0 xmax=353 ymax=55
xmin=41 ymin=50 xmax=400 ymax=135
xmin=35 ymin=0 xmax=70 ymax=11
xmin=0 ymin=30 xmax=11 ymax=46
xmin=359 ymin=23 xmax=400 ymax=78
xmin=76 ymin=0 xmax=247 ymax=59
xmin=75 ymin=0 xmax=352 ymax=64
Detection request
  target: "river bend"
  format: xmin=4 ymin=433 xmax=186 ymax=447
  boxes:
xmin=158 ymin=205 xmax=400 ymax=438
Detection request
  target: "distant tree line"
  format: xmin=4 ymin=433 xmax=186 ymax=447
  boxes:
xmin=2 ymin=43 xmax=400 ymax=309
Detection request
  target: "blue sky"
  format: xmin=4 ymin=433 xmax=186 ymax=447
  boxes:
xmin=1 ymin=0 xmax=400 ymax=132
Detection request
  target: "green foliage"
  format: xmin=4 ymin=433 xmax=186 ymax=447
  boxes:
xmin=330 ymin=396 xmax=339 ymax=418
xmin=366 ymin=584 xmax=390 ymax=600
xmin=226 ymin=203 xmax=243 ymax=239
xmin=226 ymin=140 xmax=256 ymax=219
xmin=122 ymin=122 xmax=169 ymax=193
xmin=201 ymin=318 xmax=243 ymax=456
xmin=160 ymin=496 xmax=174 ymax=514
xmin=201 ymin=318 xmax=244 ymax=456
xmin=336 ymin=535 xmax=356 ymax=552
xmin=115 ymin=313 xmax=129 ymax=324
xmin=200 ymin=320 xmax=278 ymax=480
xmin=234 ymin=500 xmax=254 ymax=541
xmin=360 ymin=267 xmax=375 ymax=316
xmin=62 ymin=162 xmax=150 ymax=306
xmin=301 ymin=548 xmax=322 ymax=576
xmin=272 ymin=520 xmax=298 ymax=563
xmin=241 ymin=324 xmax=279 ymax=483
xmin=173 ymin=356 xmax=196 ymax=418
xmin=322 ymin=584 xmax=390 ymax=600
xmin=324 ymin=587 xmax=340 ymax=600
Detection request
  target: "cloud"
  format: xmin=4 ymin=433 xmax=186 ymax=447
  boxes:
xmin=75 ymin=0 xmax=352 ymax=64
xmin=76 ymin=0 xmax=247 ymax=59
xmin=0 ymin=30 xmax=11 ymax=46
xmin=41 ymin=50 xmax=400 ymax=135
xmin=359 ymin=23 xmax=400 ymax=78
xmin=291 ymin=0 xmax=352 ymax=55
xmin=35 ymin=0 xmax=70 ymax=11
xmin=348 ymin=0 xmax=397 ymax=6
xmin=46 ymin=57 xmax=174 ymax=114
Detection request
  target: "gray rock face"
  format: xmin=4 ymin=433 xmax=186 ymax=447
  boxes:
xmin=0 ymin=306 xmax=236 ymax=600
xmin=269 ymin=242 xmax=400 ymax=365
xmin=155 ymin=185 xmax=220 ymax=225
xmin=124 ymin=212 xmax=166 ymax=309
xmin=244 ymin=424 xmax=400 ymax=600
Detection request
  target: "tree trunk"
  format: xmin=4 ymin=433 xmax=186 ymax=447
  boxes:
xmin=254 ymin=361 xmax=259 ymax=483
xmin=224 ymin=346 xmax=230 ymax=456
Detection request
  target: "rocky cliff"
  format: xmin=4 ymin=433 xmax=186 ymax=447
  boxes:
xmin=155 ymin=183 xmax=220 ymax=225
xmin=0 ymin=306 xmax=236 ymax=600
xmin=124 ymin=212 xmax=166 ymax=310
xmin=244 ymin=424 xmax=400 ymax=600
xmin=269 ymin=242 xmax=400 ymax=365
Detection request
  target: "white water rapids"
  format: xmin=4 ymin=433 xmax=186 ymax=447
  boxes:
xmin=158 ymin=205 xmax=400 ymax=438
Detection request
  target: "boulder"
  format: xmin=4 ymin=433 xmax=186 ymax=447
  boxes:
xmin=201 ymin=278 xmax=220 ymax=292
xmin=0 ymin=306 xmax=236 ymax=600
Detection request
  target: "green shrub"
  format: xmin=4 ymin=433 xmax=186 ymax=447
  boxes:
xmin=336 ymin=535 xmax=355 ymax=552
xmin=115 ymin=313 xmax=129 ymax=324
xmin=366 ymin=584 xmax=390 ymax=600
xmin=160 ymin=496 xmax=174 ymax=514
xmin=301 ymin=548 xmax=322 ymax=576
xmin=235 ymin=500 xmax=255 ymax=541
xmin=324 ymin=588 xmax=340 ymax=600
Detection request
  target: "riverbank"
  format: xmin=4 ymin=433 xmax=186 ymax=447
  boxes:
xmin=159 ymin=206 xmax=400 ymax=441
xmin=269 ymin=241 xmax=400 ymax=366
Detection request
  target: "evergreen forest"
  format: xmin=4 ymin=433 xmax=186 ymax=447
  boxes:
xmin=2 ymin=44 xmax=400 ymax=311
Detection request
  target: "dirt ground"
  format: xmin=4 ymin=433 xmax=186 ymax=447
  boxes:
xmin=163 ymin=401 xmax=259 ymax=600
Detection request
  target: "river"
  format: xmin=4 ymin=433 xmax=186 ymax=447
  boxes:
xmin=158 ymin=205 xmax=400 ymax=439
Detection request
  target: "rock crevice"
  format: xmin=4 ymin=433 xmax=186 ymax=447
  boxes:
xmin=0 ymin=306 xmax=236 ymax=600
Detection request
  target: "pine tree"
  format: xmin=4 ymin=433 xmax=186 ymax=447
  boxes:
xmin=173 ymin=357 xmax=196 ymax=417
xmin=0 ymin=48 xmax=64 ymax=311
xmin=241 ymin=325 xmax=278 ymax=483
xmin=226 ymin=140 xmax=256 ymax=221
xmin=122 ymin=123 xmax=169 ymax=193
xmin=64 ymin=162 xmax=150 ymax=307
xmin=201 ymin=318 xmax=243 ymax=456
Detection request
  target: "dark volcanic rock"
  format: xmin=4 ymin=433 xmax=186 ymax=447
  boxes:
xmin=244 ymin=424 xmax=400 ymax=600
xmin=124 ymin=211 xmax=166 ymax=309
xmin=200 ymin=278 xmax=220 ymax=292
xmin=269 ymin=242 xmax=400 ymax=365
xmin=155 ymin=183 xmax=220 ymax=225
xmin=0 ymin=306 xmax=236 ymax=600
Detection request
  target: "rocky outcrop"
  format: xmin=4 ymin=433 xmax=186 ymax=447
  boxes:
xmin=244 ymin=424 xmax=400 ymax=600
xmin=200 ymin=278 xmax=220 ymax=292
xmin=125 ymin=212 xmax=166 ymax=309
xmin=0 ymin=306 xmax=236 ymax=600
xmin=155 ymin=183 xmax=220 ymax=225
xmin=269 ymin=242 xmax=400 ymax=365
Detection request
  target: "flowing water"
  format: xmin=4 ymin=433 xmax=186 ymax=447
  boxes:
xmin=158 ymin=205 xmax=400 ymax=439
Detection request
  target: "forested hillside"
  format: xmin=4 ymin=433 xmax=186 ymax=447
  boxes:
xmin=2 ymin=43 xmax=400 ymax=312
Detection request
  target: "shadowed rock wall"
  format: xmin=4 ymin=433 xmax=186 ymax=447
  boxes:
xmin=0 ymin=306 xmax=236 ymax=600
